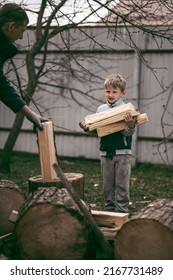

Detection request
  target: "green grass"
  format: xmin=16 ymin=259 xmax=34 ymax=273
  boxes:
xmin=0 ymin=152 xmax=173 ymax=215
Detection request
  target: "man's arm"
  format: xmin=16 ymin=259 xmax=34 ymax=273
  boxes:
xmin=0 ymin=72 xmax=48 ymax=130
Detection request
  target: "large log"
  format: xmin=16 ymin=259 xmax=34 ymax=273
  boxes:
xmin=14 ymin=187 xmax=93 ymax=260
xmin=28 ymin=173 xmax=84 ymax=199
xmin=0 ymin=180 xmax=26 ymax=236
xmin=114 ymin=199 xmax=173 ymax=260
xmin=0 ymin=233 xmax=16 ymax=260
xmin=53 ymin=164 xmax=115 ymax=259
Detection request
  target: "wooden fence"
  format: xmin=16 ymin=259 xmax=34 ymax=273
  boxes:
xmin=0 ymin=25 xmax=173 ymax=165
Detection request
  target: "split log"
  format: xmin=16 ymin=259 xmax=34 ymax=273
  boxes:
xmin=91 ymin=210 xmax=128 ymax=229
xmin=28 ymin=173 xmax=84 ymax=199
xmin=84 ymin=102 xmax=148 ymax=135
xmin=97 ymin=113 xmax=148 ymax=137
xmin=14 ymin=187 xmax=93 ymax=260
xmin=35 ymin=121 xmax=84 ymax=198
xmin=85 ymin=102 xmax=136 ymax=127
xmin=37 ymin=121 xmax=58 ymax=179
xmin=114 ymin=199 xmax=173 ymax=260
xmin=91 ymin=210 xmax=129 ymax=241
xmin=0 ymin=180 xmax=26 ymax=236
xmin=89 ymin=109 xmax=139 ymax=131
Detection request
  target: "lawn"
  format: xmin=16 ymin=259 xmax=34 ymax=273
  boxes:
xmin=0 ymin=152 xmax=173 ymax=215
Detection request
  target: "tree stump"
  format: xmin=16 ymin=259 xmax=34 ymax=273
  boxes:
xmin=114 ymin=199 xmax=173 ymax=260
xmin=0 ymin=180 xmax=26 ymax=236
xmin=28 ymin=173 xmax=84 ymax=199
xmin=14 ymin=187 xmax=93 ymax=260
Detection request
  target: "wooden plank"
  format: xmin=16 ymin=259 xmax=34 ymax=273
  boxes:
xmin=85 ymin=102 xmax=135 ymax=125
xmin=8 ymin=210 xmax=18 ymax=223
xmin=100 ymin=227 xmax=119 ymax=240
xmin=97 ymin=113 xmax=148 ymax=137
xmin=91 ymin=210 xmax=129 ymax=229
xmin=136 ymin=113 xmax=149 ymax=125
xmin=37 ymin=121 xmax=58 ymax=179
xmin=89 ymin=109 xmax=140 ymax=131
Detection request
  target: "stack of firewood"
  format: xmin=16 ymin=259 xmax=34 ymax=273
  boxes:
xmin=85 ymin=102 xmax=148 ymax=137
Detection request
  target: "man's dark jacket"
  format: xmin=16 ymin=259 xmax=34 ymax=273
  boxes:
xmin=0 ymin=27 xmax=25 ymax=113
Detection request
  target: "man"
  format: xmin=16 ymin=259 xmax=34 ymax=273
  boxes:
xmin=0 ymin=3 xmax=47 ymax=130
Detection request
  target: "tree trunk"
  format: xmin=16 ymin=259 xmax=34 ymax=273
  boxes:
xmin=14 ymin=187 xmax=93 ymax=260
xmin=28 ymin=173 xmax=84 ymax=198
xmin=0 ymin=113 xmax=24 ymax=173
xmin=114 ymin=199 xmax=173 ymax=260
xmin=0 ymin=180 xmax=26 ymax=236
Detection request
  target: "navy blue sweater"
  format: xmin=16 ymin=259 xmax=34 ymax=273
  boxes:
xmin=0 ymin=27 xmax=25 ymax=113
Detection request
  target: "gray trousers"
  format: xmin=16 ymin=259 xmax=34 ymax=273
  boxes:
xmin=100 ymin=154 xmax=132 ymax=213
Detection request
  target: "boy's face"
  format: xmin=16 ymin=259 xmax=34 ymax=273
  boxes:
xmin=104 ymin=85 xmax=125 ymax=104
xmin=3 ymin=20 xmax=28 ymax=42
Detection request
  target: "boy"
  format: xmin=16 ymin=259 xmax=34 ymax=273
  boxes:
xmin=79 ymin=74 xmax=136 ymax=213
xmin=0 ymin=3 xmax=47 ymax=130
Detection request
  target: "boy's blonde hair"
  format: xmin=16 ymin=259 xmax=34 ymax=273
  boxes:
xmin=104 ymin=74 xmax=126 ymax=92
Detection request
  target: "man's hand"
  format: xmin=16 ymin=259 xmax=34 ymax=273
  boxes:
xmin=30 ymin=112 xmax=48 ymax=132
xmin=20 ymin=105 xmax=48 ymax=131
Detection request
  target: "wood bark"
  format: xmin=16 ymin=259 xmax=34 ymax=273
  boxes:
xmin=0 ymin=180 xmax=26 ymax=236
xmin=0 ymin=233 xmax=16 ymax=260
xmin=28 ymin=173 xmax=84 ymax=199
xmin=14 ymin=187 xmax=93 ymax=260
xmin=114 ymin=199 xmax=173 ymax=260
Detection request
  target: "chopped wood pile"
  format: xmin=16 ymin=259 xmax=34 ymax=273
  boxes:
xmin=85 ymin=102 xmax=148 ymax=137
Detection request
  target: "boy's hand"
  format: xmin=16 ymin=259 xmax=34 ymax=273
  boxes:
xmin=124 ymin=113 xmax=137 ymax=129
xmin=79 ymin=121 xmax=89 ymax=132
